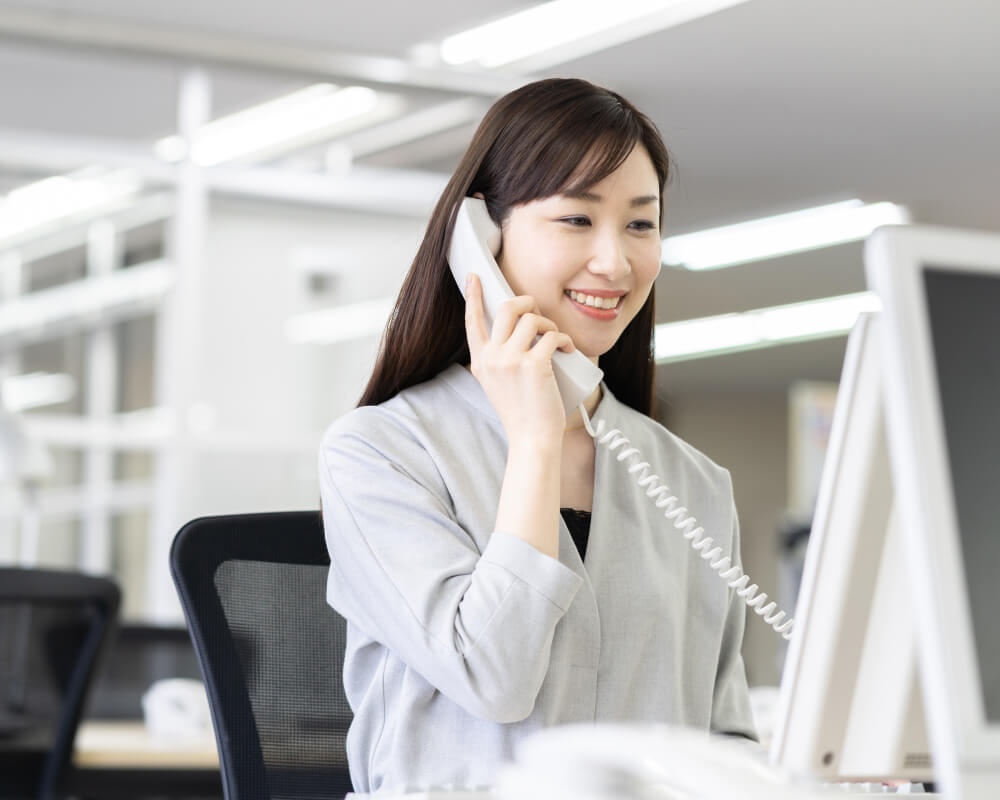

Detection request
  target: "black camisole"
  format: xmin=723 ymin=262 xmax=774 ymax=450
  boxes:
xmin=559 ymin=507 xmax=592 ymax=560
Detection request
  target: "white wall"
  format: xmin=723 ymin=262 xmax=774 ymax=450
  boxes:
xmin=663 ymin=389 xmax=790 ymax=687
xmin=172 ymin=197 xmax=426 ymax=524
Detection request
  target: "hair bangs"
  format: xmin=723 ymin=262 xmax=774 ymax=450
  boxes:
xmin=492 ymin=100 xmax=645 ymax=211
xmin=560 ymin=127 xmax=642 ymax=198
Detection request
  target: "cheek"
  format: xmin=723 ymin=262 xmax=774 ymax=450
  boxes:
xmin=500 ymin=238 xmax=579 ymax=297
xmin=498 ymin=224 xmax=547 ymax=293
xmin=496 ymin=247 xmax=528 ymax=296
xmin=626 ymin=248 xmax=661 ymax=312
xmin=626 ymin=242 xmax=661 ymax=290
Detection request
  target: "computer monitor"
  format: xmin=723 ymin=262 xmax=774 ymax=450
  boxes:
xmin=770 ymin=312 xmax=933 ymax=785
xmin=866 ymin=225 xmax=1000 ymax=800
xmin=771 ymin=225 xmax=1000 ymax=799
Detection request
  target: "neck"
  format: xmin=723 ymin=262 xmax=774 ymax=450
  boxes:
xmin=565 ymin=384 xmax=602 ymax=432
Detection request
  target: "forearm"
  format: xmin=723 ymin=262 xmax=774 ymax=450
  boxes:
xmin=494 ymin=438 xmax=562 ymax=559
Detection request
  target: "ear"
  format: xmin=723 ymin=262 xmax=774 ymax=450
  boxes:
xmin=473 ymin=191 xmax=486 ymax=201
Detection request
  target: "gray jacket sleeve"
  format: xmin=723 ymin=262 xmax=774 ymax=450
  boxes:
xmin=709 ymin=502 xmax=759 ymax=740
xmin=319 ymin=422 xmax=584 ymax=724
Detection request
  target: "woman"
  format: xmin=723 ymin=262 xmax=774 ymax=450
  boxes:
xmin=319 ymin=78 xmax=756 ymax=794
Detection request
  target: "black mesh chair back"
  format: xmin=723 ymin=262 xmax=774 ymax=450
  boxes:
xmin=86 ymin=623 xmax=202 ymax=719
xmin=170 ymin=511 xmax=353 ymax=800
xmin=0 ymin=568 xmax=121 ymax=800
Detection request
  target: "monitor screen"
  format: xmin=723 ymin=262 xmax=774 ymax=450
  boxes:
xmin=922 ymin=266 xmax=1000 ymax=722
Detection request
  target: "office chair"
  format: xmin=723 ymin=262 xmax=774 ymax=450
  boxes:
xmin=0 ymin=568 xmax=121 ymax=800
xmin=170 ymin=511 xmax=353 ymax=800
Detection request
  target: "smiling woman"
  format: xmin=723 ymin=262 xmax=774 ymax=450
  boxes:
xmin=318 ymin=78 xmax=757 ymax=795
xmin=359 ymin=77 xmax=669 ymax=415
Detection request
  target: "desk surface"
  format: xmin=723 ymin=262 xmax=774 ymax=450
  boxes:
xmin=74 ymin=720 xmax=219 ymax=769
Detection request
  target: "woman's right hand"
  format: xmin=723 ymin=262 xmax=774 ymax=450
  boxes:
xmin=464 ymin=273 xmax=576 ymax=448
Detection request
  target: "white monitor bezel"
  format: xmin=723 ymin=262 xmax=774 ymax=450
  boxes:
xmin=865 ymin=224 xmax=1000 ymax=783
xmin=770 ymin=313 xmax=931 ymax=783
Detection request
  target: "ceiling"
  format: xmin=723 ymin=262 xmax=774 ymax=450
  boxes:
xmin=1 ymin=0 xmax=997 ymax=397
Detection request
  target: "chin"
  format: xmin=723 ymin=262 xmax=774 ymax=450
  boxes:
xmin=573 ymin=337 xmax=617 ymax=362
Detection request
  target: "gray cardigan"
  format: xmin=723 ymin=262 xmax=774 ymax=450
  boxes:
xmin=318 ymin=364 xmax=756 ymax=794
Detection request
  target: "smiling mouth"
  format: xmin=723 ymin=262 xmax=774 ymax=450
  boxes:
xmin=565 ymin=289 xmax=625 ymax=310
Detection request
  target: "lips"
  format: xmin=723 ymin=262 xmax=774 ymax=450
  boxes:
xmin=565 ymin=289 xmax=626 ymax=320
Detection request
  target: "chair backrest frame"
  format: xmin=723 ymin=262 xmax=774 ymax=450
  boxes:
xmin=0 ymin=568 xmax=121 ymax=800
xmin=170 ymin=510 xmax=348 ymax=800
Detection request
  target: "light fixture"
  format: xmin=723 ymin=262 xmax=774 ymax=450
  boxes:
xmin=1 ymin=372 xmax=76 ymax=412
xmin=654 ymin=292 xmax=882 ymax=362
xmin=155 ymin=84 xmax=382 ymax=167
xmin=326 ymin=97 xmax=489 ymax=166
xmin=285 ymin=296 xmax=395 ymax=345
xmin=439 ymin=0 xmax=750 ymax=68
xmin=0 ymin=167 xmax=142 ymax=244
xmin=661 ymin=200 xmax=910 ymax=271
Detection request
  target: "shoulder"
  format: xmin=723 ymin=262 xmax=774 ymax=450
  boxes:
xmin=319 ymin=365 xmax=490 ymax=476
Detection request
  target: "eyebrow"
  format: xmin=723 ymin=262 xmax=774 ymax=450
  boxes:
xmin=562 ymin=190 xmax=659 ymax=208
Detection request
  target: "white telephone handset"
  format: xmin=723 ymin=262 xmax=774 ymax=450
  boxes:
xmin=448 ymin=197 xmax=605 ymax=416
xmin=448 ymin=196 xmax=794 ymax=641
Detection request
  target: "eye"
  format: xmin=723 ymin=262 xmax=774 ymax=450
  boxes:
xmin=629 ymin=219 xmax=657 ymax=232
xmin=559 ymin=215 xmax=591 ymax=227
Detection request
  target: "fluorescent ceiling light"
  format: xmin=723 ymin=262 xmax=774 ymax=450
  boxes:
xmin=326 ymin=98 xmax=489 ymax=165
xmin=655 ymin=291 xmax=881 ymax=362
xmin=661 ymin=200 xmax=910 ymax=271
xmin=286 ymin=296 xmax=395 ymax=345
xmin=155 ymin=84 xmax=383 ymax=167
xmin=0 ymin=167 xmax=142 ymax=243
xmin=439 ymin=0 xmax=748 ymax=68
xmin=1 ymin=372 xmax=76 ymax=412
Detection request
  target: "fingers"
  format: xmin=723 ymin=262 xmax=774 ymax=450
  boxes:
xmin=490 ymin=295 xmax=540 ymax=344
xmin=464 ymin=278 xmax=574 ymax=361
xmin=464 ymin=274 xmax=490 ymax=357
xmin=530 ymin=331 xmax=576 ymax=362
xmin=507 ymin=312 xmax=557 ymax=350
xmin=499 ymin=300 xmax=574 ymax=357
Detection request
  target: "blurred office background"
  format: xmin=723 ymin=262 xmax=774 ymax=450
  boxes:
xmin=1 ymin=0 xmax=997 ymax=688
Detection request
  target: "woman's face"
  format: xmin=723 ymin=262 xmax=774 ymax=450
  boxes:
xmin=497 ymin=145 xmax=662 ymax=361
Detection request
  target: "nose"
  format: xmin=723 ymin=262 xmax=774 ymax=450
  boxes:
xmin=587 ymin=228 xmax=631 ymax=281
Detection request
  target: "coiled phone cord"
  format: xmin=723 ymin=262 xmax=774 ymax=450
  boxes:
xmin=579 ymin=405 xmax=795 ymax=641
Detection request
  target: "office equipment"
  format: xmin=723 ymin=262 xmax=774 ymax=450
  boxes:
xmin=770 ymin=313 xmax=932 ymax=783
xmin=86 ymin=623 xmax=202 ymax=720
xmin=866 ymin=225 xmax=1000 ymax=799
xmin=448 ymin=196 xmax=793 ymax=639
xmin=141 ymin=678 xmax=212 ymax=738
xmin=771 ymin=224 xmax=1000 ymax=797
xmin=170 ymin=511 xmax=353 ymax=800
xmin=495 ymin=723 xmax=832 ymax=800
xmin=0 ymin=567 xmax=120 ymax=800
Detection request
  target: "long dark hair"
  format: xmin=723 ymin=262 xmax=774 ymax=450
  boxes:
xmin=358 ymin=78 xmax=672 ymax=415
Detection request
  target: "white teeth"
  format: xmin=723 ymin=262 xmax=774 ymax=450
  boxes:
xmin=568 ymin=290 xmax=621 ymax=310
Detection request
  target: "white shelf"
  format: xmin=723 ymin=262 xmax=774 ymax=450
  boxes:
xmin=0 ymin=258 xmax=173 ymax=345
